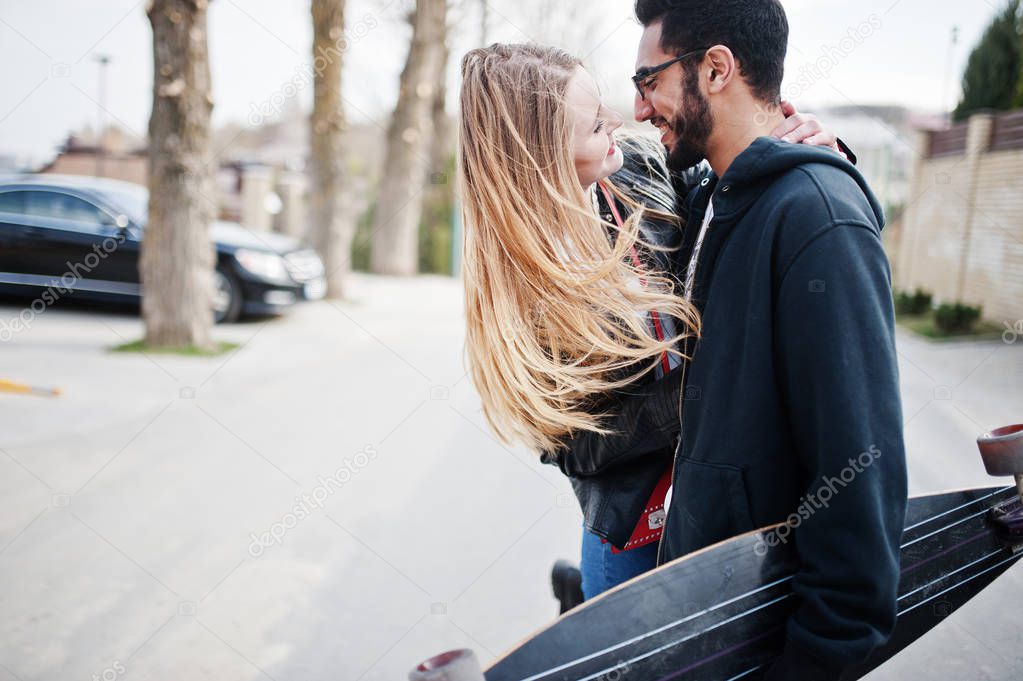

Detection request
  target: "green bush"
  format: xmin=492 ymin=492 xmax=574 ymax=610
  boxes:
xmin=353 ymin=154 xmax=456 ymax=276
xmin=350 ymin=203 xmax=374 ymax=273
xmin=894 ymin=288 xmax=933 ymax=316
xmin=350 ymin=197 xmax=454 ymax=275
xmin=418 ymin=154 xmax=456 ymax=275
xmin=934 ymin=302 xmax=983 ymax=335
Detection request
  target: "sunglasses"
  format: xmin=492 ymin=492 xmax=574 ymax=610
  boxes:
xmin=632 ymin=47 xmax=710 ymax=101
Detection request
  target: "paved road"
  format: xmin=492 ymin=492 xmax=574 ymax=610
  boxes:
xmin=0 ymin=274 xmax=1021 ymax=681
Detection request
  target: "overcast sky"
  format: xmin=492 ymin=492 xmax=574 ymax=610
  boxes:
xmin=0 ymin=0 xmax=1000 ymax=166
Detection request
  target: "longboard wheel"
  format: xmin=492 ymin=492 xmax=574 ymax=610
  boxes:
xmin=977 ymin=424 xmax=1023 ymax=478
xmin=409 ymin=649 xmax=485 ymax=681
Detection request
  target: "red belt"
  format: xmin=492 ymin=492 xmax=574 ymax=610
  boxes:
xmin=610 ymin=464 xmax=672 ymax=553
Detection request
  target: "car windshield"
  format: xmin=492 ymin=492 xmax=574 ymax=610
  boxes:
xmin=99 ymin=184 xmax=149 ymax=225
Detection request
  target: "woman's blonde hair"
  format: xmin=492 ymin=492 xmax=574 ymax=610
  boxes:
xmin=458 ymin=43 xmax=699 ymax=453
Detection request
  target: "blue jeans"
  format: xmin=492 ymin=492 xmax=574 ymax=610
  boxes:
xmin=580 ymin=528 xmax=658 ymax=600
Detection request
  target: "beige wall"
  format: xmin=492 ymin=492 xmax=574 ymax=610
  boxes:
xmin=897 ymin=113 xmax=1023 ymax=325
xmin=41 ymin=152 xmax=148 ymax=187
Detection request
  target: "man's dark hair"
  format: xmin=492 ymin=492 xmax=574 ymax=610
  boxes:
xmin=634 ymin=0 xmax=788 ymax=103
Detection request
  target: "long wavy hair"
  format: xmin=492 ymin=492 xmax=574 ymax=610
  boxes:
xmin=458 ymin=43 xmax=699 ymax=453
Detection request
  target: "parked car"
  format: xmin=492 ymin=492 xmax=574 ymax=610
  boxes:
xmin=0 ymin=174 xmax=325 ymax=322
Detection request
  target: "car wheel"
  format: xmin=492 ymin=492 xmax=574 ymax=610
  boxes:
xmin=212 ymin=266 xmax=242 ymax=323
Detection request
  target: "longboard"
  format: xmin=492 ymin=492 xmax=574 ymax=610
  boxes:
xmin=481 ymin=486 xmax=1023 ymax=681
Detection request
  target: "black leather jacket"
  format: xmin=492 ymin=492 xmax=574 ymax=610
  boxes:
xmin=540 ymin=136 xmax=708 ymax=548
xmin=539 ymin=137 xmax=856 ymax=549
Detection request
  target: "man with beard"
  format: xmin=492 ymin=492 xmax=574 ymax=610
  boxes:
xmin=632 ymin=1 xmax=908 ymax=680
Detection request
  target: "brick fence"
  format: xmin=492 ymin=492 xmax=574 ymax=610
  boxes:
xmin=896 ymin=110 xmax=1023 ymax=325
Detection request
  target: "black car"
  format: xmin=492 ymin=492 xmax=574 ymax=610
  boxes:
xmin=0 ymin=174 xmax=325 ymax=322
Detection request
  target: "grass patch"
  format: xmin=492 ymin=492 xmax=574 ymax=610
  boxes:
xmin=111 ymin=340 xmax=240 ymax=356
xmin=897 ymin=314 xmax=1003 ymax=341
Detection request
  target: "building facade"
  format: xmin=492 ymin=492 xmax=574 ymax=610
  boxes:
xmin=896 ymin=110 xmax=1023 ymax=325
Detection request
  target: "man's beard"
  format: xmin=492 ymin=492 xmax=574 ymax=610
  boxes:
xmin=665 ymin=68 xmax=713 ymax=172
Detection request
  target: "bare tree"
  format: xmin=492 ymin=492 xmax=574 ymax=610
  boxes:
xmin=524 ymin=0 xmax=605 ymax=57
xmin=370 ymin=0 xmax=447 ymax=276
xmin=430 ymin=28 xmax=453 ymax=177
xmin=419 ymin=23 xmax=454 ymax=275
xmin=310 ymin=0 xmax=354 ymax=298
xmin=142 ymin=0 xmax=216 ymax=348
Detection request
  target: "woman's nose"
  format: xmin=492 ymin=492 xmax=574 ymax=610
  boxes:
xmin=609 ymin=109 xmax=624 ymax=132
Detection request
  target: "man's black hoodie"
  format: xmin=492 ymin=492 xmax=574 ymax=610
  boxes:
xmin=660 ymin=136 xmax=908 ymax=680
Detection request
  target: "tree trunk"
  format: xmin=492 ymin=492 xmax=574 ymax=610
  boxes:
xmin=370 ymin=0 xmax=447 ymax=276
xmin=429 ymin=37 xmax=452 ymax=179
xmin=142 ymin=0 xmax=215 ymax=348
xmin=420 ymin=34 xmax=453 ymax=275
xmin=310 ymin=0 xmax=353 ymax=298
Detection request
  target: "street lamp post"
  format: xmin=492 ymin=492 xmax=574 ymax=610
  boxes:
xmin=941 ymin=27 xmax=959 ymax=122
xmin=94 ymin=54 xmax=111 ymax=177
xmin=480 ymin=0 xmax=488 ymax=46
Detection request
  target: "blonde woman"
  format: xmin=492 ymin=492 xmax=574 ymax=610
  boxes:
xmin=458 ymin=43 xmax=847 ymax=603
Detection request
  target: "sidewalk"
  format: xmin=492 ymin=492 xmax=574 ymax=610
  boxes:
xmin=0 ymin=274 xmax=1020 ymax=680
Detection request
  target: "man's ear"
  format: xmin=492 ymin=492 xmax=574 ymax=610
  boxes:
xmin=704 ymin=45 xmax=736 ymax=94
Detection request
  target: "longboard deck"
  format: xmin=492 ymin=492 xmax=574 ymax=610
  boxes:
xmin=484 ymin=486 xmax=1022 ymax=681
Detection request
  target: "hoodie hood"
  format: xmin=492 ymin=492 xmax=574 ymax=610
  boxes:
xmin=709 ymin=136 xmax=885 ymax=231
